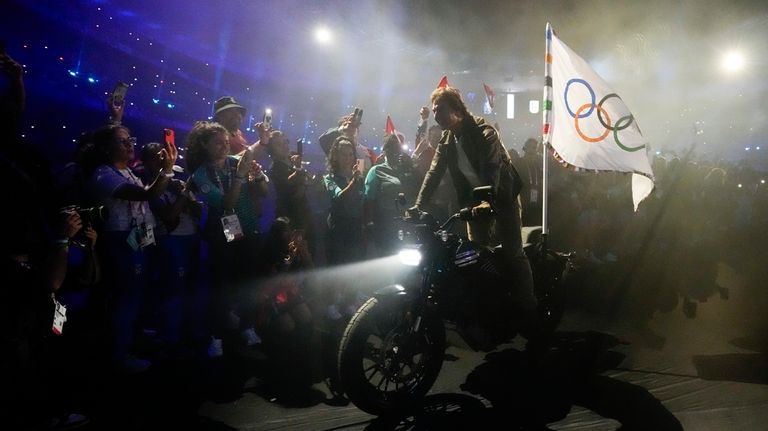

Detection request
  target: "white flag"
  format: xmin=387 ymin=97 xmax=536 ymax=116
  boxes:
xmin=544 ymin=23 xmax=654 ymax=210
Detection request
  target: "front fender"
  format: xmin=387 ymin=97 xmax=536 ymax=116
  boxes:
xmin=373 ymin=284 xmax=409 ymax=298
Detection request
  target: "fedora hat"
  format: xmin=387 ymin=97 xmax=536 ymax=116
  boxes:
xmin=213 ymin=96 xmax=246 ymax=116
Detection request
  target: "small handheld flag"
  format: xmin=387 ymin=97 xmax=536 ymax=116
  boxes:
xmin=482 ymin=83 xmax=495 ymax=109
xmin=385 ymin=115 xmax=396 ymax=135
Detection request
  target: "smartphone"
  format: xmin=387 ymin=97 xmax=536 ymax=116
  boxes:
xmin=353 ymin=107 xmax=363 ymax=125
xmin=164 ymin=128 xmax=175 ymax=146
xmin=263 ymin=108 xmax=272 ymax=129
xmin=111 ymin=81 xmax=129 ymax=106
xmin=296 ymin=138 xmax=303 ymax=156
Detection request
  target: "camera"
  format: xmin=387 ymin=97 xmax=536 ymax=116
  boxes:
xmin=79 ymin=205 xmax=108 ymax=226
xmin=60 ymin=205 xmax=108 ymax=248
xmin=61 ymin=205 xmax=109 ymax=227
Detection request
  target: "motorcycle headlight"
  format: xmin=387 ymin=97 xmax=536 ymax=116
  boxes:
xmin=398 ymin=248 xmax=422 ymax=266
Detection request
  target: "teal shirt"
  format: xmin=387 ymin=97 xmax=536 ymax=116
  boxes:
xmin=324 ymin=173 xmax=363 ymax=229
xmin=364 ymin=160 xmax=408 ymax=226
xmin=191 ymin=155 xmax=261 ymax=237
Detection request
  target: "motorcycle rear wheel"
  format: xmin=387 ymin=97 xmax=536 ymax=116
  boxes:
xmin=338 ymin=297 xmax=446 ymax=415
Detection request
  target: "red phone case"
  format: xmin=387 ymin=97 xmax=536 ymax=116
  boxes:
xmin=164 ymin=129 xmax=175 ymax=146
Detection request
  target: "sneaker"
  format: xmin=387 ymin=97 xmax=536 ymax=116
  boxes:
xmin=326 ymin=304 xmax=342 ymax=321
xmin=121 ymin=355 xmax=151 ymax=373
xmin=208 ymin=337 xmax=223 ymax=358
xmin=241 ymin=327 xmax=262 ymax=346
xmin=50 ymin=413 xmax=90 ymax=430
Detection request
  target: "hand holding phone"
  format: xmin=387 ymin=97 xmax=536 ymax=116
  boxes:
xmin=111 ymin=81 xmax=129 ymax=108
xmin=164 ymin=128 xmax=175 ymax=147
xmin=263 ymin=108 xmax=273 ymax=129
xmin=296 ymin=138 xmax=303 ymax=156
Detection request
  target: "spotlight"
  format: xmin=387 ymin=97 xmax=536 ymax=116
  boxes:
xmin=314 ymin=26 xmax=332 ymax=45
xmin=721 ymin=50 xmax=745 ymax=74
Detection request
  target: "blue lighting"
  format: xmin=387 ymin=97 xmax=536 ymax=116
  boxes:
xmin=152 ymin=98 xmax=160 ymax=104
xmin=87 ymin=77 xmax=96 ymax=83
xmin=68 ymin=70 xmax=77 ymax=77
xmin=166 ymin=103 xmax=175 ymax=109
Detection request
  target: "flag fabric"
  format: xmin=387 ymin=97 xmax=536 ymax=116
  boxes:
xmin=437 ymin=76 xmax=449 ymax=89
xmin=385 ymin=115 xmax=396 ymax=135
xmin=483 ymin=83 xmax=495 ymax=109
xmin=385 ymin=115 xmax=404 ymax=145
xmin=544 ymin=23 xmax=654 ymax=211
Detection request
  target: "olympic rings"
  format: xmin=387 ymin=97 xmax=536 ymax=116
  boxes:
xmin=575 ymin=103 xmax=611 ymax=143
xmin=564 ymin=79 xmax=595 ymax=118
xmin=597 ymin=93 xmax=633 ymax=132
xmin=563 ymin=78 xmax=644 ymax=152
xmin=613 ymin=115 xmax=645 ymax=152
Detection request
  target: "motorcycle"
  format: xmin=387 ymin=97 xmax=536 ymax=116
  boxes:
xmin=337 ymin=186 xmax=574 ymax=415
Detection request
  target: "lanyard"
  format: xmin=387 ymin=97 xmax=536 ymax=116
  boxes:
xmin=209 ymin=158 xmax=233 ymax=192
xmin=109 ymin=165 xmax=146 ymax=222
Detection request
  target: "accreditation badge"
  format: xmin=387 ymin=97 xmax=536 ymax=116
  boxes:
xmin=221 ymin=213 xmax=244 ymax=242
xmin=52 ymin=294 xmax=67 ymax=335
xmin=139 ymin=222 xmax=156 ymax=248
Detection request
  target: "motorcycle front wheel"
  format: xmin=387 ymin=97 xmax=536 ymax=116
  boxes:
xmin=338 ymin=297 xmax=446 ymax=415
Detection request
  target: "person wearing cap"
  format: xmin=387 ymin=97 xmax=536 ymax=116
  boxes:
xmin=213 ymin=96 xmax=269 ymax=157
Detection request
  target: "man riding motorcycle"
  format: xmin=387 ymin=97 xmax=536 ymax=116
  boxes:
xmin=410 ymin=86 xmax=539 ymax=348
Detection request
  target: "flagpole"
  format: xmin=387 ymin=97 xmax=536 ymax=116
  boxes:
xmin=541 ymin=23 xmax=554 ymax=247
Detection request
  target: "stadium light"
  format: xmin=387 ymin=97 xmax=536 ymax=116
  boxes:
xmin=721 ymin=50 xmax=745 ymax=74
xmin=314 ymin=26 xmax=333 ymax=45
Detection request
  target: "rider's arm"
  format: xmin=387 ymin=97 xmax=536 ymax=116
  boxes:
xmin=478 ymin=125 xmax=507 ymax=197
xmin=414 ymin=135 xmax=448 ymax=209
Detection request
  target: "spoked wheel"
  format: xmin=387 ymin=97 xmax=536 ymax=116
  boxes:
xmin=338 ymin=297 xmax=446 ymax=415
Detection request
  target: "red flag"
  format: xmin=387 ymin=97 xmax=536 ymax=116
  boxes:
xmin=437 ymin=76 xmax=449 ymax=89
xmin=385 ymin=115 xmax=396 ymax=135
xmin=483 ymin=83 xmax=495 ymax=109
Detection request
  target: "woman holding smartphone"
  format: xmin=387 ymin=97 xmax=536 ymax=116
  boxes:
xmin=85 ymin=124 xmax=177 ymax=373
xmin=323 ymin=137 xmax=365 ymax=267
xmin=186 ymin=121 xmax=269 ymax=357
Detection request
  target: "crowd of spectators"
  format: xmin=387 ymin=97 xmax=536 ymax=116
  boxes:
xmin=2 ymin=48 xmax=766 ymax=429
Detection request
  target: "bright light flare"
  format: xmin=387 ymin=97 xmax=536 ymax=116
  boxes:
xmin=314 ymin=26 xmax=332 ymax=45
xmin=721 ymin=50 xmax=745 ymax=74
xmin=398 ymin=249 xmax=422 ymax=266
